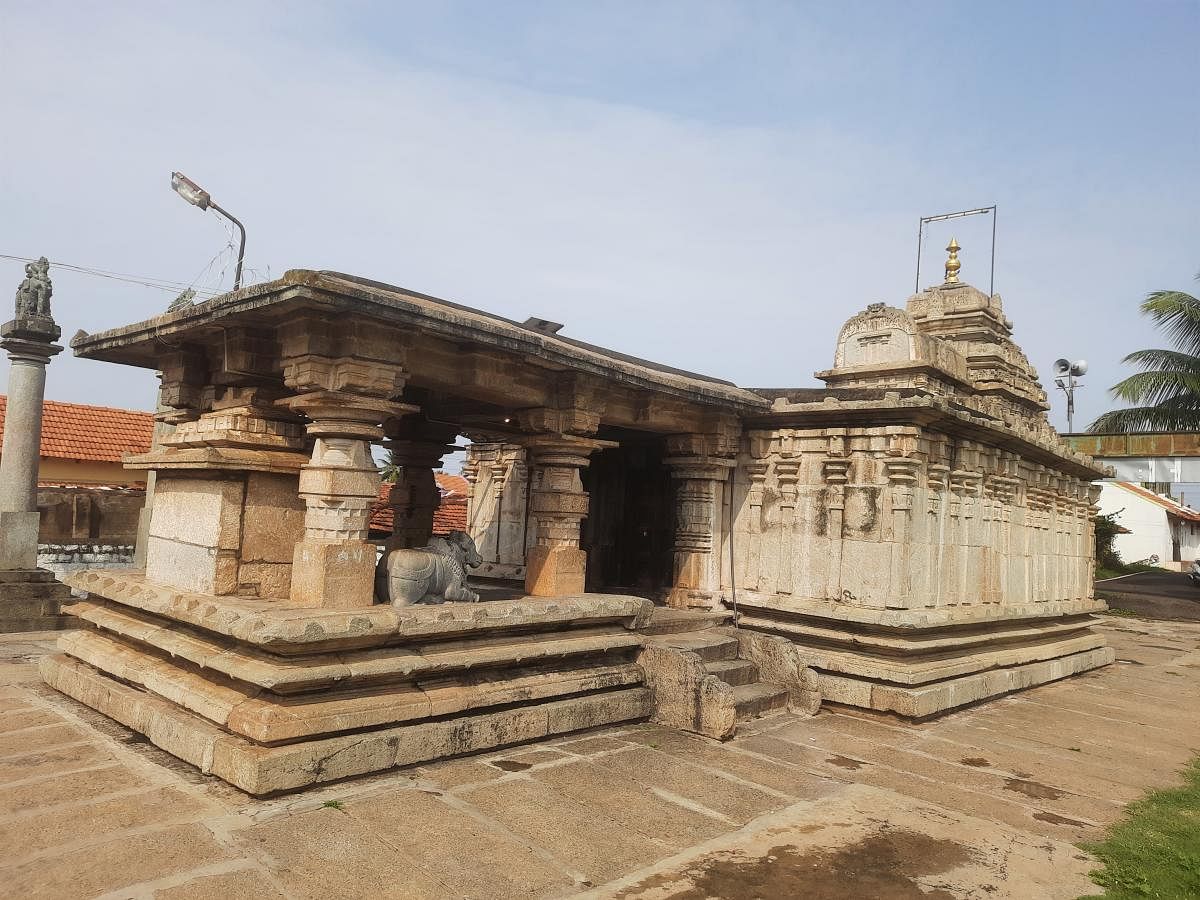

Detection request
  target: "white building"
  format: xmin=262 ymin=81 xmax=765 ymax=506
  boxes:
xmin=1096 ymin=481 xmax=1200 ymax=569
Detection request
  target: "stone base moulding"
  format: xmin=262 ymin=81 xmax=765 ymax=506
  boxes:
xmin=46 ymin=569 xmax=653 ymax=794
xmin=0 ymin=568 xmax=76 ymax=633
xmin=732 ymin=598 xmax=1116 ymax=718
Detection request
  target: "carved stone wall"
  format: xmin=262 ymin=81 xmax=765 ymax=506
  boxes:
xmin=728 ymin=426 xmax=1096 ymax=615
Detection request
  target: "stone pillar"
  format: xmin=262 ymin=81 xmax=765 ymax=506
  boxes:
xmin=665 ymin=456 xmax=735 ymax=608
xmin=277 ymin=315 xmax=416 ymax=608
xmin=522 ymin=435 xmax=602 ymax=597
xmin=0 ymin=257 xmax=62 ymax=570
xmin=380 ymin=419 xmax=458 ymax=551
xmin=664 ymin=427 xmax=738 ymax=609
xmin=283 ymin=391 xmax=413 ymax=608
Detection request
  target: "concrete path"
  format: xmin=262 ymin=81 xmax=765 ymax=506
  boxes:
xmin=1 ymin=617 xmax=1198 ymax=899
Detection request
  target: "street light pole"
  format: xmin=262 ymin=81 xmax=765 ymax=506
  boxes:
xmin=170 ymin=172 xmax=247 ymax=291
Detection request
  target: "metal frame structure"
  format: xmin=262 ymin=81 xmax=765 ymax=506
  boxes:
xmin=915 ymin=205 xmax=997 ymax=296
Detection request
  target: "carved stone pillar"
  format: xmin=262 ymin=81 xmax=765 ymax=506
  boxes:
xmin=664 ymin=455 xmax=736 ymax=609
xmin=277 ymin=316 xmax=415 ymax=608
xmin=380 ymin=419 xmax=458 ymax=551
xmin=522 ymin=435 xmax=603 ymax=597
xmin=281 ymin=390 xmax=412 ymax=607
xmin=663 ymin=426 xmax=738 ymax=609
xmin=0 ymin=259 xmax=62 ymax=570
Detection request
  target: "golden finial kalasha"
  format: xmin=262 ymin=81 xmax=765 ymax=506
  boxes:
xmin=944 ymin=237 xmax=961 ymax=284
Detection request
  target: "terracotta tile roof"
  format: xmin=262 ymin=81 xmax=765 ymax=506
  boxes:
xmin=0 ymin=395 xmax=154 ymax=463
xmin=1111 ymin=481 xmax=1200 ymax=523
xmin=370 ymin=472 xmax=470 ymax=536
xmin=436 ymin=472 xmax=469 ymax=497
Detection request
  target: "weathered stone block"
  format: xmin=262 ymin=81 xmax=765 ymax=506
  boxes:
xmin=289 ymin=540 xmax=376 ymax=608
xmin=525 ymin=545 xmax=586 ymax=597
xmin=241 ymin=473 xmax=305 ymax=564
xmin=145 ymin=536 xmax=238 ymax=596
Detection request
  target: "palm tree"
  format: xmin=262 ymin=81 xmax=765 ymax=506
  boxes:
xmin=1089 ymin=273 xmax=1200 ymax=433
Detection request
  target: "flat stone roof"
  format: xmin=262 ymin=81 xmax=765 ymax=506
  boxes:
xmin=72 ymin=269 xmax=770 ymax=414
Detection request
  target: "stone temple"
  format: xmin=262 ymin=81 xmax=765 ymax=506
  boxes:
xmin=40 ymin=247 xmax=1113 ymax=794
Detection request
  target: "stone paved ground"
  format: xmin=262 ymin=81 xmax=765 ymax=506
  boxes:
xmin=1 ymin=617 xmax=1198 ymax=899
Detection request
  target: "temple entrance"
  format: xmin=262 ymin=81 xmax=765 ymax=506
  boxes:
xmin=581 ymin=436 xmax=674 ymax=596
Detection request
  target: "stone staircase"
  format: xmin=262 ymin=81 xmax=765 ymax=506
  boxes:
xmin=638 ymin=608 xmax=794 ymax=739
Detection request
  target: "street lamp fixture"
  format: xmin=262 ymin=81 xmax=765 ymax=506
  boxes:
xmin=1052 ymin=357 xmax=1087 ymax=433
xmin=170 ymin=171 xmax=247 ymax=291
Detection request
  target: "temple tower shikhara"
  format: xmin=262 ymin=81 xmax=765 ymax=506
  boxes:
xmin=41 ymin=246 xmax=1112 ymax=792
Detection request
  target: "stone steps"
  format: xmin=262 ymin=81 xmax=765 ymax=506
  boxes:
xmin=659 ymin=632 xmax=739 ymax=663
xmin=704 ymin=658 xmax=760 ymax=687
xmin=731 ymin=682 xmax=790 ymax=719
xmin=639 ymin=607 xmax=732 ymax=636
xmin=641 ymin=612 xmax=798 ymax=734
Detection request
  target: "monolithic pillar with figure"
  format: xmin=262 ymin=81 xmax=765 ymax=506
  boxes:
xmin=0 ymin=257 xmax=73 ymax=631
xmin=0 ymin=257 xmax=62 ymax=567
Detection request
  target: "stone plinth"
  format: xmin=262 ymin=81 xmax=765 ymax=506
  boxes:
xmin=732 ymin=599 xmax=1114 ymax=718
xmin=47 ymin=569 xmax=652 ymax=794
xmin=0 ymin=569 xmax=74 ymax=633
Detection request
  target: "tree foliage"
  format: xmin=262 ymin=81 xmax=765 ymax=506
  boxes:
xmin=1089 ymin=276 xmax=1200 ymax=432
xmin=1094 ymin=510 xmax=1124 ymax=570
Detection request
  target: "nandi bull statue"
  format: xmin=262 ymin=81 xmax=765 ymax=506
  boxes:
xmin=375 ymin=530 xmax=484 ymax=605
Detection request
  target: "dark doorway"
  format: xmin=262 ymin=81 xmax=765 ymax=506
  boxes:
xmin=581 ymin=436 xmax=674 ymax=595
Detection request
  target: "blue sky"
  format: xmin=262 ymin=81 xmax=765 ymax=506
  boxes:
xmin=1 ymin=0 xmax=1197 ymax=432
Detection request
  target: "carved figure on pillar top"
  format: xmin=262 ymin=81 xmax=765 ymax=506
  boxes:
xmin=4 ymin=256 xmax=61 ymax=347
xmin=14 ymin=257 xmax=53 ymax=319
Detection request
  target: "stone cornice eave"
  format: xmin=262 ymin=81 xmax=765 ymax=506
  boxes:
xmin=744 ymin=393 xmax=1111 ymax=480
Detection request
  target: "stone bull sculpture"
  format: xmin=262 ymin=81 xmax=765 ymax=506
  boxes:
xmin=375 ymin=530 xmax=484 ymax=605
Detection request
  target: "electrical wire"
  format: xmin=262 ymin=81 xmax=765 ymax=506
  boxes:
xmin=1 ymin=253 xmax=227 ymax=298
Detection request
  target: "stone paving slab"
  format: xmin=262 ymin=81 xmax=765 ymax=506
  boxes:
xmin=0 ymin=617 xmax=1198 ymax=898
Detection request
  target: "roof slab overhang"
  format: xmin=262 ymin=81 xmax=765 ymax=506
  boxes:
xmin=73 ymin=270 xmax=769 ymax=436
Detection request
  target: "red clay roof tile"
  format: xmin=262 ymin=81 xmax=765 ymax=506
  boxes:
xmin=370 ymin=473 xmax=470 ymax=536
xmin=0 ymin=395 xmax=154 ymax=464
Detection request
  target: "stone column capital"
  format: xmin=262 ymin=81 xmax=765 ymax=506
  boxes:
xmin=280 ymin=391 xmax=418 ymax=441
xmin=664 ymin=454 xmax=736 ymax=482
xmin=0 ymin=335 xmax=63 ymax=364
xmin=519 ymin=434 xmax=614 ymax=467
xmin=516 ymin=407 xmax=601 ymax=437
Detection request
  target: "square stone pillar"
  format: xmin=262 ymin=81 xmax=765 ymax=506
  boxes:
xmin=522 ymin=435 xmax=607 ymax=597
